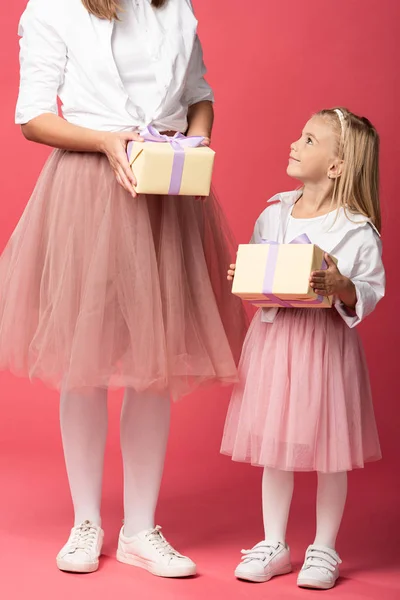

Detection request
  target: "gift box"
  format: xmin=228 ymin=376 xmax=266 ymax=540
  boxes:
xmin=127 ymin=126 xmax=215 ymax=196
xmin=232 ymin=237 xmax=336 ymax=308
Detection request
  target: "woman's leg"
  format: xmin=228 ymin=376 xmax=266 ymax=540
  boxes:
xmin=60 ymin=387 xmax=108 ymax=526
xmin=120 ymin=389 xmax=170 ymax=537
xmin=57 ymin=387 xmax=108 ymax=573
xmin=117 ymin=390 xmax=197 ymax=577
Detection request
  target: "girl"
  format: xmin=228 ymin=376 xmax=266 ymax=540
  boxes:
xmin=0 ymin=0 xmax=246 ymax=576
xmin=222 ymin=107 xmax=385 ymax=590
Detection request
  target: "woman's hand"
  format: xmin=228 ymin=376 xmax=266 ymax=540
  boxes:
xmin=227 ymin=264 xmax=236 ymax=281
xmin=99 ymin=131 xmax=144 ymax=197
xmin=310 ymin=253 xmax=357 ymax=308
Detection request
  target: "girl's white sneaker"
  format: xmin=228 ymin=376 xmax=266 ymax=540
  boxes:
xmin=297 ymin=544 xmax=342 ymax=590
xmin=234 ymin=540 xmax=292 ymax=583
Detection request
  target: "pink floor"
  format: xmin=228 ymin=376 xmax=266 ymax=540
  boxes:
xmin=1 ymin=378 xmax=399 ymax=599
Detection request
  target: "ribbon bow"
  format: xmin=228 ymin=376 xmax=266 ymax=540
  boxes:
xmin=127 ymin=125 xmax=205 ymax=195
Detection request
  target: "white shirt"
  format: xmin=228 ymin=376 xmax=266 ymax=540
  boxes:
xmin=251 ymin=191 xmax=385 ymax=328
xmin=111 ymin=1 xmax=158 ymax=124
xmin=15 ymin=0 xmax=214 ymax=132
xmin=284 ymin=209 xmax=338 ymax=243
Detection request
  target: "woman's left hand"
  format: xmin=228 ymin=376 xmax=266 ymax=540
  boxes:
xmin=310 ymin=254 xmax=347 ymax=296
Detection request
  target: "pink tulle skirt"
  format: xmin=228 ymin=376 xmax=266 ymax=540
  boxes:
xmin=221 ymin=308 xmax=381 ymax=472
xmin=0 ymin=150 xmax=247 ymax=398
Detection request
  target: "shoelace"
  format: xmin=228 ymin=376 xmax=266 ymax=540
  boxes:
xmin=240 ymin=541 xmax=281 ymax=564
xmin=145 ymin=526 xmax=182 ymax=558
xmin=303 ymin=546 xmax=342 ymax=574
xmin=67 ymin=521 xmax=98 ymax=555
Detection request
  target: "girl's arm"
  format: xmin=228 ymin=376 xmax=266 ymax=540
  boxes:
xmin=311 ymin=228 xmax=385 ymax=327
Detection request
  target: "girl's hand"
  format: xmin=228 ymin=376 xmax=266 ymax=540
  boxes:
xmin=227 ymin=264 xmax=236 ymax=281
xmin=310 ymin=254 xmax=357 ymax=310
xmin=99 ymin=131 xmax=144 ymax=197
xmin=201 ymin=136 xmax=211 ymax=147
xmin=310 ymin=254 xmax=346 ymax=296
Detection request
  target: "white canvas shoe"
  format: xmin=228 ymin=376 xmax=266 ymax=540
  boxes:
xmin=117 ymin=525 xmax=197 ymax=578
xmin=234 ymin=540 xmax=292 ymax=583
xmin=297 ymin=544 xmax=342 ymax=590
xmin=56 ymin=520 xmax=104 ymax=573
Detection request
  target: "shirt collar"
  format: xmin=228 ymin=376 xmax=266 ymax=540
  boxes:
xmin=268 ymin=190 xmax=380 ymax=237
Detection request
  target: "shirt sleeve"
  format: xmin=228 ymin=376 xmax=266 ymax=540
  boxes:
xmin=335 ymin=227 xmax=385 ymax=328
xmin=250 ymin=216 xmax=263 ymax=243
xmin=181 ymin=35 xmax=214 ymax=107
xmin=15 ymin=0 xmax=67 ymax=125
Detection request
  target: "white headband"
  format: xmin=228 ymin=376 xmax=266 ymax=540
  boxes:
xmin=334 ymin=108 xmax=346 ymax=138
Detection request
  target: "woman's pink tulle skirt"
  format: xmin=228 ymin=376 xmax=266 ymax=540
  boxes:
xmin=0 ymin=150 xmax=247 ymax=398
xmin=221 ymin=308 xmax=381 ymax=473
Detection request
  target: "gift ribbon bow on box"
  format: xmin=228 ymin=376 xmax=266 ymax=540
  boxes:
xmin=251 ymin=234 xmax=328 ymax=308
xmin=127 ymin=126 xmax=205 ymax=195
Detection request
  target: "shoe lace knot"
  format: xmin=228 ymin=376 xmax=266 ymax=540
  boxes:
xmin=68 ymin=521 xmax=98 ymax=554
xmin=145 ymin=526 xmax=181 ymax=558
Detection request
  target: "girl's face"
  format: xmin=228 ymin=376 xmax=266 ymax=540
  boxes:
xmin=287 ymin=116 xmax=341 ymax=184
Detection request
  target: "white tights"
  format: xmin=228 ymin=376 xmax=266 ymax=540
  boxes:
xmin=60 ymin=388 xmax=170 ymax=536
xmin=262 ymin=467 xmax=348 ymax=550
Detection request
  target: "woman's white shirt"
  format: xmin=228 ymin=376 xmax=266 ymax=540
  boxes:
xmin=15 ymin=0 xmax=214 ymax=132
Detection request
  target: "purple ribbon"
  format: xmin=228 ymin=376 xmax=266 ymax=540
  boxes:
xmin=127 ymin=126 xmax=205 ymax=195
xmin=251 ymin=234 xmax=327 ymax=308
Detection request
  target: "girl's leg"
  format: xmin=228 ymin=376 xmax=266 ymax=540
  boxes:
xmin=262 ymin=467 xmax=295 ymax=542
xmin=314 ymin=471 xmax=348 ymax=548
xmin=297 ymin=472 xmax=347 ymax=589
xmin=234 ymin=467 xmax=294 ymax=583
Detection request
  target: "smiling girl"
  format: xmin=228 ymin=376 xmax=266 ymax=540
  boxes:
xmin=222 ymin=107 xmax=385 ymax=590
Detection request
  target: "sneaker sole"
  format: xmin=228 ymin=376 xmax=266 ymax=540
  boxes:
xmin=297 ymin=577 xmax=336 ymax=590
xmin=116 ymin=549 xmax=197 ymax=578
xmin=235 ymin=563 xmax=292 ymax=583
xmin=56 ymin=557 xmax=99 ymax=574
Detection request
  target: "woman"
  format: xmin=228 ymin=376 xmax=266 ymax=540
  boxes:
xmin=0 ymin=0 xmax=246 ymax=576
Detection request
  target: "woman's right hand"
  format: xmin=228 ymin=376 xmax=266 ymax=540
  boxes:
xmin=227 ymin=264 xmax=236 ymax=281
xmin=99 ymin=131 xmax=144 ymax=197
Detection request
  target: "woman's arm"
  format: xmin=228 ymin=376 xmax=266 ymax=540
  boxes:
xmin=186 ymin=100 xmax=214 ymax=142
xmin=22 ymin=113 xmax=143 ymax=197
xmin=22 ymin=113 xmax=107 ymax=152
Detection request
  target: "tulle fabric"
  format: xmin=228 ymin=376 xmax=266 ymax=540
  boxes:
xmin=0 ymin=150 xmax=248 ymax=398
xmin=221 ymin=308 xmax=381 ymax=473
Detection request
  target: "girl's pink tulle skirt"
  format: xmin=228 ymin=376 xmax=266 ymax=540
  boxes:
xmin=0 ymin=150 xmax=247 ymax=398
xmin=221 ymin=308 xmax=381 ymax=473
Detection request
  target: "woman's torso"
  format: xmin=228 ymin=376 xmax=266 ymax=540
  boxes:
xmin=16 ymin=0 xmax=202 ymax=132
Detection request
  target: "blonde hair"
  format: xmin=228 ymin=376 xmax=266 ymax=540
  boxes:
xmin=81 ymin=0 xmax=167 ymax=20
xmin=317 ymin=107 xmax=381 ymax=232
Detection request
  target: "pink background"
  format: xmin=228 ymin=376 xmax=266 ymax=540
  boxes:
xmin=0 ymin=1 xmax=399 ymax=598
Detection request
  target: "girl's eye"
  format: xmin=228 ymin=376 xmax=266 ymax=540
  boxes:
xmin=306 ymin=137 xmax=313 ymax=144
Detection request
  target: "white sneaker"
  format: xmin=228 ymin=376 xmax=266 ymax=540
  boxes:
xmin=56 ymin=520 xmax=104 ymax=573
xmin=297 ymin=544 xmax=342 ymax=589
xmin=117 ymin=525 xmax=197 ymax=578
xmin=234 ymin=540 xmax=292 ymax=583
